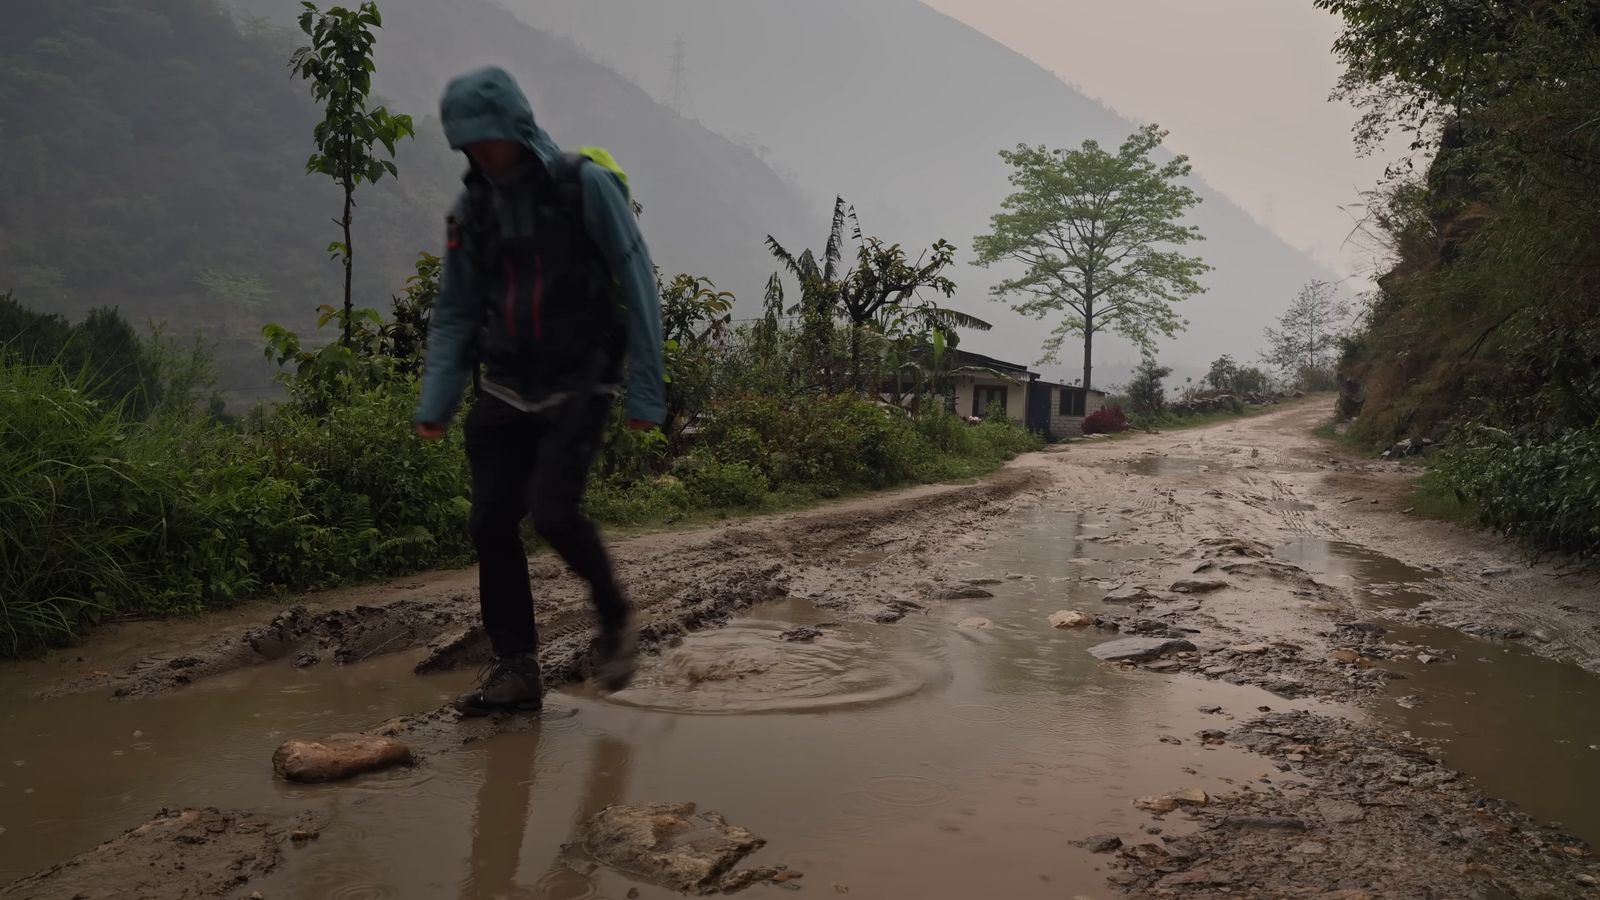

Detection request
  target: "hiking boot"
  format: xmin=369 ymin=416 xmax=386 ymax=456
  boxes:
xmin=454 ymin=653 xmax=543 ymax=717
xmin=593 ymin=619 xmax=638 ymax=694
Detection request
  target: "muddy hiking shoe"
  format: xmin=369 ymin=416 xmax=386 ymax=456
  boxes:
xmin=593 ymin=619 xmax=638 ymax=694
xmin=454 ymin=653 xmax=543 ymax=716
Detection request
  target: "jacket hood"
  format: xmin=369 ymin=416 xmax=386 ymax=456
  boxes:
xmin=440 ymin=66 xmax=560 ymax=170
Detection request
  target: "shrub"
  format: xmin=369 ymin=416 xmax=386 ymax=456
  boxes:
xmin=1433 ymin=424 xmax=1600 ymax=556
xmin=1083 ymin=405 xmax=1129 ymax=434
xmin=675 ymin=455 xmax=771 ymax=509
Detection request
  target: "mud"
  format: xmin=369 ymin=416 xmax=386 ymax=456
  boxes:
xmin=0 ymin=807 xmax=324 ymax=900
xmin=1106 ymin=711 xmax=1600 ymax=898
xmin=6 ymin=400 xmax=1600 ymax=898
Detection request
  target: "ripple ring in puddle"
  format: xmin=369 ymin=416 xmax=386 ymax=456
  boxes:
xmin=600 ymin=620 xmax=944 ymax=715
xmin=863 ymin=773 xmax=952 ymax=807
xmin=303 ymin=866 xmax=402 ymax=900
xmin=947 ymin=702 xmax=1019 ymax=725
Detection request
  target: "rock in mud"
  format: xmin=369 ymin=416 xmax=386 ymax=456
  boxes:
xmin=1075 ymin=834 xmax=1123 ymax=853
xmin=1089 ymin=637 xmax=1197 ymax=663
xmin=778 ymin=625 xmax=823 ymax=643
xmin=926 ymin=582 xmax=995 ymax=601
xmin=1103 ymin=585 xmax=1157 ymax=604
xmin=957 ymin=617 xmax=993 ymax=630
xmin=578 ymin=802 xmax=793 ymax=895
xmin=1049 ymin=610 xmax=1095 ymax=628
xmin=272 ymin=733 xmax=413 ymax=783
xmin=0 ymin=807 xmax=322 ymax=899
xmin=1134 ymin=788 xmax=1209 ymax=813
xmin=1170 ymin=579 xmax=1228 ymax=594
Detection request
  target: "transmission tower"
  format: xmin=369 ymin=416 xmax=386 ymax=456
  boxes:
xmin=666 ymin=35 xmax=694 ymax=117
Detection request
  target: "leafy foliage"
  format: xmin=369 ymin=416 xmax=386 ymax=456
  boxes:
xmin=973 ymin=125 xmax=1209 ymax=390
xmin=1125 ymin=356 xmax=1172 ymax=419
xmin=767 ymin=197 xmax=982 ymax=393
xmin=1324 ymin=0 xmax=1600 ymax=555
xmin=1083 ymin=405 xmax=1128 ymax=435
xmin=1433 ymin=425 xmax=1600 ymax=558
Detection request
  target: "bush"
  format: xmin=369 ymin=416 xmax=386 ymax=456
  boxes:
xmin=1433 ymin=424 xmax=1600 ymax=556
xmin=675 ymin=455 xmax=771 ymax=509
xmin=1083 ymin=405 xmax=1129 ymax=434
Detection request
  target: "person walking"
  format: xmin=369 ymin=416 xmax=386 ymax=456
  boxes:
xmin=414 ymin=66 xmax=664 ymax=716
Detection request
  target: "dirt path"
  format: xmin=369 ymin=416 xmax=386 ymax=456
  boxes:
xmin=6 ymin=397 xmax=1600 ymax=899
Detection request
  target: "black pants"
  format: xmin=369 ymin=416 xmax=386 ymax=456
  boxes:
xmin=465 ymin=392 xmax=627 ymax=657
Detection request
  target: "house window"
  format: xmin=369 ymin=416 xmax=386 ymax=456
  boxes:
xmin=974 ymin=385 xmax=1008 ymax=416
xmin=1059 ymin=387 xmax=1087 ymax=417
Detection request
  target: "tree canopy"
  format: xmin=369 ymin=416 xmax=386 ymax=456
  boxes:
xmin=973 ymin=125 xmax=1208 ymax=391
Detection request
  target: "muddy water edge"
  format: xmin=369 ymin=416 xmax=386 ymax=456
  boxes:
xmin=4 ymin=404 xmax=1600 ymax=898
xmin=3 ymin=503 xmax=1338 ymax=898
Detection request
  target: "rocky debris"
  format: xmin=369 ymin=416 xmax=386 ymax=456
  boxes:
xmin=778 ymin=625 xmax=823 ymax=643
xmin=957 ymin=617 xmax=993 ymax=630
xmin=1222 ymin=815 xmax=1308 ymax=832
xmin=1049 ymin=610 xmax=1095 ymax=628
xmin=1381 ymin=437 xmax=1435 ymax=459
xmin=1074 ymin=834 xmax=1124 ymax=853
xmin=577 ymin=802 xmax=795 ymax=895
xmin=1334 ymin=622 xmax=1387 ymax=639
xmin=1089 ymin=637 xmax=1198 ymax=663
xmin=1135 ymin=787 xmax=1209 ymax=812
xmin=272 ymin=734 xmax=414 ymax=783
xmin=0 ymin=807 xmax=323 ymax=899
xmin=1102 ymin=585 xmax=1158 ymax=604
xmin=1460 ymin=622 xmax=1527 ymax=641
xmin=1107 ymin=711 xmax=1600 ymax=898
xmin=925 ymin=582 xmax=995 ymax=601
xmin=1229 ymin=643 xmax=1270 ymax=655
xmin=1170 ymin=579 xmax=1228 ymax=594
xmin=293 ymin=652 xmax=320 ymax=668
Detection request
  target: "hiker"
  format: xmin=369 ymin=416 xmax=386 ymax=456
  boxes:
xmin=414 ymin=66 xmax=665 ymax=716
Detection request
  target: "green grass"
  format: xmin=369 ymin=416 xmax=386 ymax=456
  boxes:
xmin=1403 ymin=472 xmax=1480 ymax=525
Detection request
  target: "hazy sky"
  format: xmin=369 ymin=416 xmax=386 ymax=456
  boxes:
xmin=920 ymin=0 xmax=1398 ymax=283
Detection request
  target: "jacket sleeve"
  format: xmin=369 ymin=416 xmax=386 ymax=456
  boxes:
xmin=580 ymin=165 xmax=666 ymax=425
xmin=414 ymin=197 xmax=486 ymax=426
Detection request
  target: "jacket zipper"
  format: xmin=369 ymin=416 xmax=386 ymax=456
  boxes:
xmin=532 ymin=255 xmax=545 ymax=341
xmin=502 ymin=256 xmax=517 ymax=338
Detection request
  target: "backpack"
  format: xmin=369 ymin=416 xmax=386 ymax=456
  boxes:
xmin=458 ymin=148 xmax=632 ymax=395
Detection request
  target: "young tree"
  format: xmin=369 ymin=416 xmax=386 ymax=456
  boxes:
xmin=290 ymin=1 xmax=413 ymax=347
xmin=1126 ymin=355 xmax=1172 ymax=418
xmin=973 ymin=125 xmax=1210 ymax=392
xmin=1263 ymin=280 xmax=1351 ymax=388
xmin=770 ymin=197 xmax=984 ymax=393
xmin=1205 ymin=354 xmax=1240 ymax=392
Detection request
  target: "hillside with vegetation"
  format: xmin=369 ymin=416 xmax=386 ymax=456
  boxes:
xmin=1 ymin=0 xmax=810 ymax=396
xmin=1324 ymin=0 xmax=1600 ymax=556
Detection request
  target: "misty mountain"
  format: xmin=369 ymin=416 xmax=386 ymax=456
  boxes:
xmin=2 ymin=0 xmax=809 ymax=393
xmin=509 ymin=0 xmax=1337 ymax=386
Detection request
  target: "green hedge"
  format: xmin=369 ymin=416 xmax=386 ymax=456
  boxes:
xmin=1 ymin=363 xmax=1041 ymax=655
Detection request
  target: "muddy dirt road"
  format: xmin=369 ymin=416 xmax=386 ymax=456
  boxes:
xmin=3 ymin=398 xmax=1599 ymax=899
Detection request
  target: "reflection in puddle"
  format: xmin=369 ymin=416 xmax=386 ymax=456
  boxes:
xmin=1277 ymin=538 xmax=1600 ymax=844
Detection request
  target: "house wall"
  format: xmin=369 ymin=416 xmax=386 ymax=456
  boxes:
xmin=954 ymin=376 xmax=1025 ymax=423
xmin=1048 ymin=387 xmax=1107 ymax=438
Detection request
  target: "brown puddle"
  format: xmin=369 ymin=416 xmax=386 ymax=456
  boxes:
xmin=0 ymin=505 xmax=1335 ymax=897
xmin=1119 ymin=455 xmax=1217 ymax=476
xmin=1278 ymin=537 xmax=1600 ymax=844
